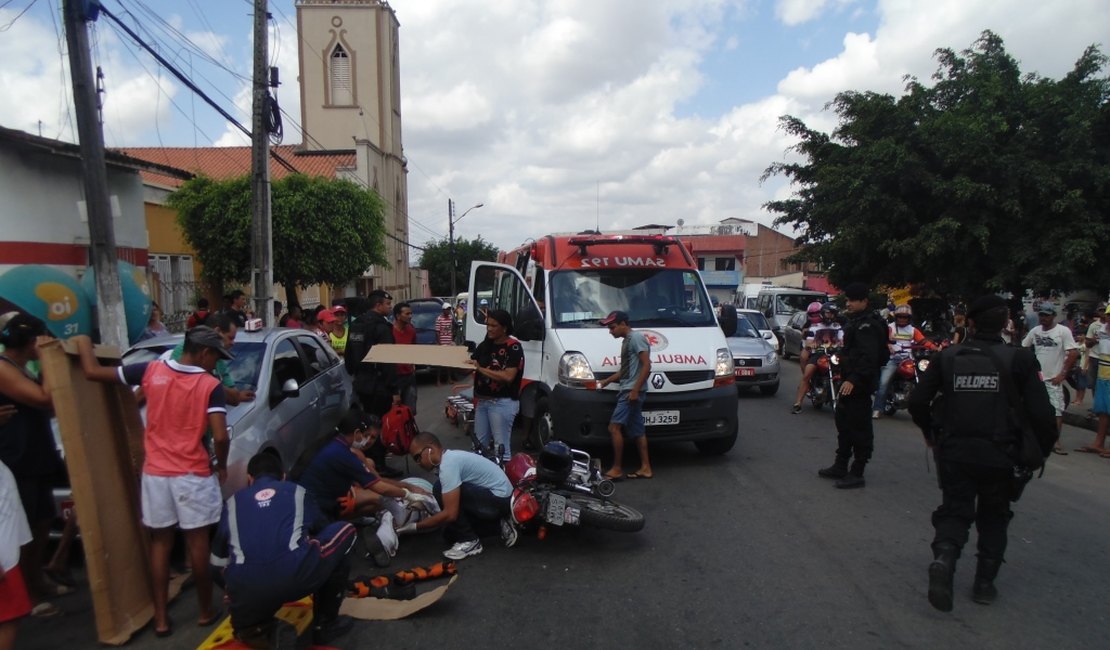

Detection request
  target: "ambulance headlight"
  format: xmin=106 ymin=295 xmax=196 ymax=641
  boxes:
xmin=558 ymin=352 xmax=595 ymax=388
xmin=917 ymin=358 xmax=931 ymax=372
xmin=714 ymin=348 xmax=734 ymax=378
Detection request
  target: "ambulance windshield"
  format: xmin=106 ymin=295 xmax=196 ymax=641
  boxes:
xmin=550 ymin=269 xmax=716 ymax=328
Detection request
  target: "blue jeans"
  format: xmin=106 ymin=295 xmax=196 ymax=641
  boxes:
xmin=872 ymin=357 xmax=903 ymax=411
xmin=475 ymin=397 xmax=519 ymax=461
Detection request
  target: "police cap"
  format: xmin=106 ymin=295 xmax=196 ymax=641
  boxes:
xmin=966 ymin=294 xmax=1007 ymax=319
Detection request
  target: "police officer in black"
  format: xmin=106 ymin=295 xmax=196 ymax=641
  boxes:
xmin=818 ymin=282 xmax=884 ymax=489
xmin=343 ymin=290 xmax=401 ymax=475
xmin=908 ymin=294 xmax=1055 ymax=612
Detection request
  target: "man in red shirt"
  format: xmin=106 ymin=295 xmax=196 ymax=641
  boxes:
xmin=75 ymin=327 xmax=231 ymax=637
xmin=392 ymin=302 xmax=417 ymax=414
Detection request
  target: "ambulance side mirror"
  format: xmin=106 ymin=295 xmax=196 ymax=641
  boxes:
xmin=719 ymin=304 xmax=738 ymax=338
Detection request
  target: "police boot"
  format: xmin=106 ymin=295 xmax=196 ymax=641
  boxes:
xmin=972 ymin=557 xmax=1001 ymax=605
xmin=817 ymin=458 xmax=849 ymax=479
xmin=835 ymin=461 xmax=866 ymax=489
xmin=928 ymin=544 xmax=959 ymax=612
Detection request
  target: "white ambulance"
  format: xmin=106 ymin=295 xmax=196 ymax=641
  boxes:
xmin=466 ymin=232 xmax=739 ymax=454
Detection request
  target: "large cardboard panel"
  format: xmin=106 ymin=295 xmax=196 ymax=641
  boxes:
xmin=339 ymin=574 xmax=458 ymax=620
xmin=41 ymin=340 xmax=152 ymax=646
xmin=364 ymin=344 xmax=473 ymax=369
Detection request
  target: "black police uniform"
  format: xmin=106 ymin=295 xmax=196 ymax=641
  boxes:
xmin=829 ymin=308 xmax=884 ymax=483
xmin=908 ymin=331 xmax=1055 ymax=610
xmin=343 ymin=309 xmax=399 ymax=418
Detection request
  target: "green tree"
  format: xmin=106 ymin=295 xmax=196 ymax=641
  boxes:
xmin=169 ymin=174 xmax=387 ymax=306
xmin=418 ymin=236 xmax=500 ymax=296
xmin=763 ymin=31 xmax=1110 ymax=297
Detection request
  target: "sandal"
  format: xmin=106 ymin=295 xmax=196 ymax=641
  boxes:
xmin=197 ymin=607 xmax=223 ymax=627
xmin=791 ymin=404 xmax=802 ymax=414
xmin=43 ymin=582 xmax=75 ymax=598
xmin=31 ymin=602 xmax=61 ymax=618
xmin=154 ymin=618 xmax=173 ymax=638
xmin=44 ymin=568 xmax=77 ymax=589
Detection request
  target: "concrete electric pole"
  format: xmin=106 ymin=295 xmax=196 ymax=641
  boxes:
xmin=62 ymin=0 xmax=128 ymax=348
xmin=250 ymin=0 xmax=275 ymax=326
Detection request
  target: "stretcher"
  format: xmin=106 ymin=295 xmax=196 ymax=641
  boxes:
xmin=444 ymin=384 xmax=475 ymax=431
xmin=195 ymin=597 xmax=336 ymax=650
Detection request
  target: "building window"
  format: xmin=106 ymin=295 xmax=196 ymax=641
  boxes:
xmin=697 ymin=258 xmax=705 ymax=271
xmin=330 ymin=44 xmax=353 ymax=106
xmin=715 ymin=257 xmax=736 ymax=271
xmin=149 ymin=254 xmax=198 ymax=327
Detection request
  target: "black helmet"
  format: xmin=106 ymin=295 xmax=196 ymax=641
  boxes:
xmin=821 ymin=302 xmax=839 ymax=314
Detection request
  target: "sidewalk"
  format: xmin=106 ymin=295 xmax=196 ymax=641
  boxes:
xmin=1062 ymin=378 xmax=1100 ymax=433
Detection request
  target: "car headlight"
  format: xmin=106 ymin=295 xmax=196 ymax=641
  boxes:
xmin=715 ymin=348 xmax=734 ymax=378
xmin=558 ymin=352 xmax=595 ymax=388
xmin=765 ymin=350 xmax=778 ymax=364
xmin=917 ymin=358 xmax=931 ymax=372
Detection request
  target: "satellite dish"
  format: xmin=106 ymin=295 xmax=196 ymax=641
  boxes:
xmin=677 ymin=218 xmax=685 ymax=227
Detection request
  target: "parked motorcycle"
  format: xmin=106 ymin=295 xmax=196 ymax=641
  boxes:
xmin=808 ymin=346 xmax=843 ymax=410
xmin=505 ymin=442 xmax=645 ymax=535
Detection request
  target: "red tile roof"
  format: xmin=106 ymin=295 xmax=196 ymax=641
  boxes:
xmin=114 ymin=145 xmax=357 ymax=188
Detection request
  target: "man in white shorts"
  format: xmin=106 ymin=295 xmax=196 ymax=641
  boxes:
xmin=1021 ymin=305 xmax=1079 ymax=455
xmin=76 ymin=327 xmax=230 ymax=637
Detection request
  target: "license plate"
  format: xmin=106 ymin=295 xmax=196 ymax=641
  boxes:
xmin=644 ymin=410 xmax=680 ymax=426
xmin=545 ymin=493 xmax=567 ymax=526
xmin=61 ymin=499 xmax=75 ymax=521
xmin=735 ymin=368 xmax=755 ymax=377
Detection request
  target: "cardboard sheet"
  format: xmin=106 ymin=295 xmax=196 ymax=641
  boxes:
xmin=364 ymin=344 xmax=473 ymax=369
xmin=41 ymin=340 xmax=152 ymax=646
xmin=339 ymin=574 xmax=458 ymax=620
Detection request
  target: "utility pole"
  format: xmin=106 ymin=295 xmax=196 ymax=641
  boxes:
xmin=448 ymin=199 xmax=457 ymax=303
xmin=250 ymin=0 xmax=274 ymax=326
xmin=63 ymin=0 xmax=128 ymax=348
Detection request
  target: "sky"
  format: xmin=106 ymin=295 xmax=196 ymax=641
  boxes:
xmin=1 ymin=0 xmax=1106 ymax=255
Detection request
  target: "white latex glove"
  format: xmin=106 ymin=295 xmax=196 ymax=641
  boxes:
xmin=395 ymin=522 xmax=418 ymax=535
xmin=401 ymin=489 xmax=423 ymax=508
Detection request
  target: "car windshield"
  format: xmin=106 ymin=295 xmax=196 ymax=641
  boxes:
xmin=409 ymin=308 xmax=441 ymax=332
xmin=550 ymin=269 xmax=715 ymax=328
xmin=123 ymin=340 xmax=266 ymax=392
xmin=731 ymin=316 xmax=760 ymax=338
xmin=776 ymin=294 xmax=824 ymax=316
xmin=742 ymin=311 xmax=770 ymax=330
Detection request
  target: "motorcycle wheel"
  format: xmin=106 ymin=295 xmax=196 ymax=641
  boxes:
xmin=882 ymin=401 xmax=897 ymax=416
xmin=565 ymin=494 xmax=645 ymax=532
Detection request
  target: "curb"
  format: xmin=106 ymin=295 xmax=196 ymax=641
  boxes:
xmin=1063 ymin=409 xmax=1098 ymax=432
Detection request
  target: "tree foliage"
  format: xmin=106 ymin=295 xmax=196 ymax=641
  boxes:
xmin=418 ymin=236 xmax=500 ymax=296
xmin=763 ymin=31 xmax=1110 ymax=297
xmin=169 ymin=174 xmax=387 ymax=304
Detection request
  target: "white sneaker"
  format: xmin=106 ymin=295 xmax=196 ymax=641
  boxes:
xmin=500 ymin=517 xmax=519 ymax=548
xmin=443 ymin=539 xmax=483 ymax=560
xmin=872 ymin=410 xmax=881 ymax=419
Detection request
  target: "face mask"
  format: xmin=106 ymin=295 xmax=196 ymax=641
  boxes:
xmin=352 ymin=436 xmax=369 ymax=450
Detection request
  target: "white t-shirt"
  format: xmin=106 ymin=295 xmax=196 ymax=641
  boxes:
xmin=1022 ymin=324 xmax=1079 ymax=378
xmin=1 ymin=461 xmax=33 ymax=571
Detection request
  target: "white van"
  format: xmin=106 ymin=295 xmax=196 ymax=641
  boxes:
xmin=755 ymin=287 xmax=829 ymax=329
xmin=466 ymin=233 xmax=740 ymax=455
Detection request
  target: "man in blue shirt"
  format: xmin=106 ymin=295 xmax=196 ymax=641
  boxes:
xmin=404 ymin=432 xmax=514 ymax=559
xmin=210 ymin=453 xmax=357 ymax=649
xmin=597 ymin=311 xmax=654 ymax=480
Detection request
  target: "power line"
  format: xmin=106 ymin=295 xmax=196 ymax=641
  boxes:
xmin=0 ymin=0 xmax=37 ymax=31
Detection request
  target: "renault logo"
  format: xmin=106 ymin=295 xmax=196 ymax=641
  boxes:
xmin=651 ymin=373 xmax=665 ymax=390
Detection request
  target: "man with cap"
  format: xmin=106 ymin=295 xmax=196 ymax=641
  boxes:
xmin=1021 ymin=303 xmax=1079 ymax=454
xmin=475 ymin=298 xmax=490 ymax=324
xmin=818 ymin=283 xmax=884 ymax=489
xmin=343 ymin=291 xmax=402 ymax=476
xmin=909 ymin=295 xmax=1055 ymax=612
xmin=74 ymin=327 xmax=232 ymax=636
xmin=435 ymin=303 xmax=455 ymax=385
xmin=596 ymin=310 xmax=654 ymax=480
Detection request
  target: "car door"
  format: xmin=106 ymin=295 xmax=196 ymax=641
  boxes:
xmin=785 ymin=312 xmax=806 ymax=357
xmin=293 ymin=333 xmax=349 ymax=434
xmin=261 ymin=335 xmax=322 ymax=471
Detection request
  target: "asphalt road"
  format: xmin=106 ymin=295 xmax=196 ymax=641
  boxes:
xmin=18 ymin=365 xmax=1110 ymax=650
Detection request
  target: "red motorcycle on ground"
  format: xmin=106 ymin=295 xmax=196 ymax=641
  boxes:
xmin=503 ymin=442 xmax=645 ymax=536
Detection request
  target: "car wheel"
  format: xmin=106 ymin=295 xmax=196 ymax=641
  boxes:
xmin=529 ymin=396 xmax=554 ymax=449
xmin=759 ymin=381 xmax=780 ymax=396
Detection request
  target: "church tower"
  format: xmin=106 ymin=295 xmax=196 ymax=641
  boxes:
xmin=296 ymin=0 xmax=410 ymax=298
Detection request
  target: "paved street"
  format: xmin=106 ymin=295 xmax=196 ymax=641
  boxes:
xmin=19 ymin=364 xmax=1110 ymax=650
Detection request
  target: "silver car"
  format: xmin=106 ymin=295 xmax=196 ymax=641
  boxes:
xmin=737 ymin=308 xmax=780 ymax=352
xmin=120 ymin=328 xmax=354 ymax=497
xmin=727 ymin=315 xmax=781 ymax=396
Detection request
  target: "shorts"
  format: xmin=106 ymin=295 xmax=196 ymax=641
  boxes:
xmin=610 ymin=392 xmax=645 ymax=439
xmin=0 ymin=565 xmax=32 ymax=623
xmin=15 ymin=475 xmax=55 ymax=524
xmin=1042 ymin=381 xmax=1064 ymax=417
xmin=1094 ymin=378 xmax=1110 ymax=415
xmin=141 ymin=473 xmax=222 ymax=530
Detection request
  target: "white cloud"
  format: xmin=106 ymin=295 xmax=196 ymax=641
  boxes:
xmin=776 ymin=0 xmax=830 ymax=26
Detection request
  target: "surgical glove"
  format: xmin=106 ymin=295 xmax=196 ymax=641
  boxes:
xmin=401 ymin=489 xmax=423 ymax=508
